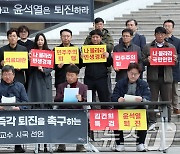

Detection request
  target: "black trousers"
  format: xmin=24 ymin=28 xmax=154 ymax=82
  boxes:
xmin=84 ymin=77 xmax=111 ymax=108
xmin=148 ymin=77 xmax=172 ymax=123
xmin=114 ymin=130 xmax=147 ymax=145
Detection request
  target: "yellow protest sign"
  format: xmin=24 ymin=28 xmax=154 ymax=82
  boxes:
xmin=4 ymin=51 xmax=28 ymax=69
xmin=82 ymin=45 xmax=107 ymax=63
xmin=118 ymin=109 xmax=147 ymax=130
xmin=55 ymin=47 xmax=79 ymax=64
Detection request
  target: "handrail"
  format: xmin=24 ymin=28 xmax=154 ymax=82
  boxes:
xmin=0 ymin=101 xmax=171 ymax=106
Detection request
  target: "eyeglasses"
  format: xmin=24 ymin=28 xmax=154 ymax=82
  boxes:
xmin=2 ymin=73 xmax=14 ymax=77
xmin=122 ymin=35 xmax=131 ymax=38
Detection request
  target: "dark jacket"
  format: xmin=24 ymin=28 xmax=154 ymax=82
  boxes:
xmin=0 ymin=44 xmax=28 ymax=85
xmin=53 ymin=43 xmax=82 ymax=88
xmin=17 ymin=39 xmax=34 ymax=52
xmin=0 ymin=80 xmax=28 ymax=109
xmin=142 ymin=40 xmax=177 ymax=83
xmin=54 ymin=81 xmax=88 ymax=109
xmin=83 ymin=42 xmax=112 ymax=79
xmin=84 ymin=28 xmax=114 ymax=51
xmin=113 ymin=41 xmax=142 ymax=81
xmin=111 ymin=77 xmax=151 ymax=109
xmin=165 ymin=35 xmax=180 ymax=81
xmin=119 ymin=33 xmax=146 ymax=51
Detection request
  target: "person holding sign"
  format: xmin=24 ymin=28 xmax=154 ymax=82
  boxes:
xmin=0 ymin=65 xmax=28 ymax=153
xmin=82 ymin=29 xmax=112 ymax=106
xmin=54 ymin=65 xmax=88 ymax=152
xmin=112 ymin=63 xmax=151 ymax=152
xmin=27 ymin=33 xmax=53 ymax=152
xmin=0 ymin=28 xmax=28 ymax=85
xmin=84 ymin=17 xmax=114 ymax=102
xmin=53 ymin=29 xmax=82 ymax=88
xmin=113 ymin=28 xmax=142 ymax=81
xmin=142 ymin=27 xmax=178 ymax=127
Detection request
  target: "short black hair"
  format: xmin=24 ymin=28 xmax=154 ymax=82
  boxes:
xmin=122 ymin=28 xmax=133 ymax=36
xmin=89 ymin=29 xmax=103 ymax=37
xmin=94 ymin=17 xmax=104 ymax=24
xmin=66 ymin=65 xmax=80 ymax=75
xmin=127 ymin=63 xmax=142 ymax=73
xmin=17 ymin=25 xmax=30 ymax=37
xmin=2 ymin=65 xmax=15 ymax=74
xmin=60 ymin=29 xmax=72 ymax=36
xmin=155 ymin=26 xmax=167 ymax=34
xmin=125 ymin=19 xmax=138 ymax=26
xmin=7 ymin=28 xmax=18 ymax=37
xmin=163 ymin=19 xmax=175 ymax=28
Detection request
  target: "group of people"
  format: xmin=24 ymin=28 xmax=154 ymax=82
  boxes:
xmin=0 ymin=17 xmax=179 ymax=152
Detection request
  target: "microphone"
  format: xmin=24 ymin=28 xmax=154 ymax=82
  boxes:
xmin=67 ymin=84 xmax=70 ymax=88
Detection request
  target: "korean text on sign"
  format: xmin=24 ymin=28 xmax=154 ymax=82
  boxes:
xmin=4 ymin=51 xmax=28 ymax=69
xmin=113 ymin=52 xmax=138 ymax=69
xmin=30 ymin=49 xmax=54 ymax=68
xmin=89 ymin=110 xmax=119 ymax=130
xmin=118 ymin=109 xmax=147 ymax=130
xmin=150 ymin=48 xmax=175 ymax=66
xmin=82 ymin=45 xmax=107 ymax=63
xmin=55 ymin=47 xmax=79 ymax=64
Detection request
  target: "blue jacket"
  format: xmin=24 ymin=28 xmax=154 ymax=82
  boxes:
xmin=0 ymin=80 xmax=28 ymax=109
xmin=165 ymin=35 xmax=180 ymax=81
xmin=111 ymin=77 xmax=151 ymax=108
xmin=119 ymin=33 xmax=146 ymax=51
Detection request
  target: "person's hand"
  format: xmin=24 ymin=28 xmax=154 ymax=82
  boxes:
xmin=0 ymin=106 xmax=4 ymax=110
xmin=114 ymin=68 xmax=120 ymax=72
xmin=103 ymin=52 xmax=109 ymax=58
xmin=12 ymin=106 xmax=20 ymax=110
xmin=0 ymin=60 xmax=4 ymax=67
xmin=135 ymin=96 xmax=143 ymax=102
xmin=173 ymin=55 xmax=178 ymax=61
xmin=38 ymin=66 xmax=43 ymax=72
xmin=80 ymin=53 xmax=84 ymax=59
xmin=28 ymin=52 xmax=31 ymax=60
xmin=148 ymin=56 xmax=151 ymax=62
xmin=76 ymin=94 xmax=82 ymax=101
xmin=58 ymin=63 xmax=64 ymax=68
xmin=118 ymin=97 xmax=125 ymax=102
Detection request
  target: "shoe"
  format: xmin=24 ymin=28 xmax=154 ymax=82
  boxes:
xmin=14 ymin=145 xmax=25 ymax=153
xmin=76 ymin=144 xmax=86 ymax=152
xmin=148 ymin=123 xmax=156 ymax=131
xmin=173 ymin=108 xmax=180 ymax=114
xmin=55 ymin=144 xmax=66 ymax=152
xmin=136 ymin=144 xmax=146 ymax=152
xmin=115 ymin=145 xmax=125 ymax=152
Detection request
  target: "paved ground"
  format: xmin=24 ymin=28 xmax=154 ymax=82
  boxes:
xmin=0 ymin=145 xmax=179 ymax=153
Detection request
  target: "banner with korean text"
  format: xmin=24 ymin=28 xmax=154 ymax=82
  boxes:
xmin=90 ymin=109 xmax=147 ymax=130
xmin=82 ymin=45 xmax=107 ymax=63
xmin=150 ymin=48 xmax=175 ymax=65
xmin=30 ymin=49 xmax=54 ymax=68
xmin=0 ymin=0 xmax=94 ymax=22
xmin=4 ymin=52 xmax=28 ymax=69
xmin=55 ymin=47 xmax=79 ymax=64
xmin=113 ymin=52 xmax=138 ymax=69
xmin=0 ymin=109 xmax=88 ymax=144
